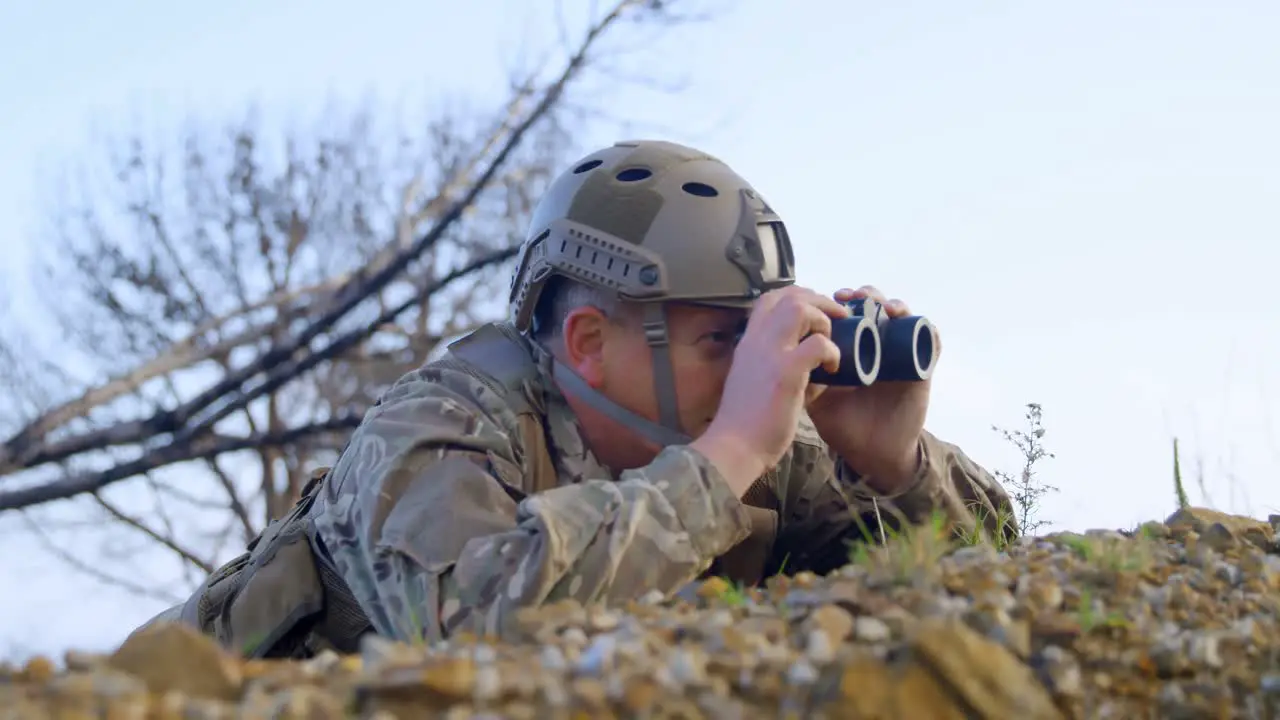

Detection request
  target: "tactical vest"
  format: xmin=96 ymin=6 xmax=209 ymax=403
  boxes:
xmin=134 ymin=322 xmax=780 ymax=658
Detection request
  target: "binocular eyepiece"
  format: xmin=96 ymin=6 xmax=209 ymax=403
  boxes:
xmin=808 ymin=297 xmax=938 ymax=387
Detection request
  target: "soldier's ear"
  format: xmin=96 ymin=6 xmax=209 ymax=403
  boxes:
xmin=561 ymin=306 xmax=609 ymax=388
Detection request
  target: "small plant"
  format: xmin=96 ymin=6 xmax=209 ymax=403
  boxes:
xmin=1058 ymin=531 xmax=1154 ymax=574
xmin=393 ymin=605 xmax=427 ymax=646
xmin=1172 ymin=437 xmax=1190 ymax=510
xmin=1098 ymin=537 xmax=1155 ymax=574
xmin=718 ymin=580 xmax=749 ymax=608
xmin=241 ymin=632 xmax=269 ymax=657
xmin=1059 ymin=533 xmax=1095 ymax=561
xmin=1075 ymin=587 xmax=1128 ymax=633
xmin=776 ymin=552 xmax=792 ymax=577
xmin=846 ymin=508 xmax=955 ymax=583
xmin=954 ymin=500 xmax=1019 ymax=552
xmin=993 ymin=402 xmax=1060 ymax=534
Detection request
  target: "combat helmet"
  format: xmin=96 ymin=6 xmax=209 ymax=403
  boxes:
xmin=508 ymin=139 xmax=797 ymax=447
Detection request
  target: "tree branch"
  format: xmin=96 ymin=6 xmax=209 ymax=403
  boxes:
xmin=203 ymin=456 xmax=258 ymax=545
xmin=0 ymin=0 xmax=642 ymax=477
xmin=0 ymin=416 xmax=362 ymax=510
xmin=13 ymin=509 xmax=184 ymax=604
xmin=92 ymin=490 xmax=215 ymax=574
xmin=0 ymin=279 xmax=336 ymax=464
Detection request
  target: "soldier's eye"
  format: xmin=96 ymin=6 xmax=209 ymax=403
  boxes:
xmin=701 ymin=319 xmax=746 ymax=348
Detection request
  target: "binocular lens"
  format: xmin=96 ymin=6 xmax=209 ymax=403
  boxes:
xmin=808 ymin=302 xmax=937 ymax=387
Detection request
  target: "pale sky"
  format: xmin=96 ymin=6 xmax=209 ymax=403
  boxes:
xmin=0 ymin=0 xmax=1276 ymax=660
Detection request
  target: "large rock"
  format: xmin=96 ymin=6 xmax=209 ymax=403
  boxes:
xmin=106 ymin=621 xmax=244 ymax=701
xmin=1164 ymin=506 xmax=1275 ymax=551
xmin=838 ymin=616 xmax=1064 ymax=719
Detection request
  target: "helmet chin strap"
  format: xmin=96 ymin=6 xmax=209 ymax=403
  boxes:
xmin=551 ymin=303 xmax=692 ymax=450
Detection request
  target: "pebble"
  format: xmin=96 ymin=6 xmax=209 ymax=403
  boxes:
xmin=1186 ymin=632 xmax=1223 ymax=669
xmin=4 ymin=505 xmax=1278 ymax=719
xmin=853 ymin=616 xmax=891 ymax=643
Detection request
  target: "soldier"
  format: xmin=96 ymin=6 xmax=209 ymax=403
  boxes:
xmin=132 ymin=140 xmax=1018 ymax=658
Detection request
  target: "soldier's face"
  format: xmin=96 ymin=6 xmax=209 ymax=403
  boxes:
xmin=559 ymin=300 xmax=745 ymax=464
xmin=602 ymin=302 xmax=745 ymax=441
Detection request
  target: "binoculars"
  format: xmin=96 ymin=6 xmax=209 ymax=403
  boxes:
xmin=808 ymin=297 xmax=938 ymax=387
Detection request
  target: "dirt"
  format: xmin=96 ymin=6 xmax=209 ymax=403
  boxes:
xmin=3 ymin=506 xmax=1279 ymax=719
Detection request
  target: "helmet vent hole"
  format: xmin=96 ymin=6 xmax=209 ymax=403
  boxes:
xmin=616 ymin=167 xmax=652 ymax=182
xmin=682 ymin=182 xmax=718 ymax=197
xmin=573 ymin=159 xmax=603 ymax=174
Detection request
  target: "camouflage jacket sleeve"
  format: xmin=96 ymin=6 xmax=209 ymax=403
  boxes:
xmin=310 ymin=364 xmax=753 ymax=644
xmin=770 ymin=421 xmax=1020 ymax=576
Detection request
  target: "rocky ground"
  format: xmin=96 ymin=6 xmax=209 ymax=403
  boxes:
xmin=3 ymin=506 xmax=1280 ymax=719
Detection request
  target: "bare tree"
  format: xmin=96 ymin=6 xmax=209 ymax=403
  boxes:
xmin=0 ymin=0 xmax=716 ymax=602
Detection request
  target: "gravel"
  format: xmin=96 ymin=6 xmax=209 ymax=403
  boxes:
xmin=3 ymin=506 xmax=1279 ymax=719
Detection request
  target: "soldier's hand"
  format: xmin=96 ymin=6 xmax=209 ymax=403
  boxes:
xmin=691 ymin=286 xmax=848 ymax=495
xmin=808 ymin=284 xmax=936 ymax=493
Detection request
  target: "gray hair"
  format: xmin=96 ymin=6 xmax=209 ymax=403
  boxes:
xmin=532 ymin=275 xmax=626 ymax=347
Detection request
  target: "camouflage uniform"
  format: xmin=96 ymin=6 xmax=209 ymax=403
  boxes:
xmin=130 ymin=140 xmax=1018 ymax=657
xmin=309 ymin=324 xmax=1016 ymax=646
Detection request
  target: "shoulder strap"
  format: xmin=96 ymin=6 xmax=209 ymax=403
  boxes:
xmin=439 ymin=323 xmax=538 ymax=414
xmin=434 ymin=323 xmax=559 ymax=495
xmin=516 ymin=413 xmax=558 ymax=495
